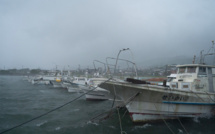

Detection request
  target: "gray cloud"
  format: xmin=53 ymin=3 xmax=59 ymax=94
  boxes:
xmin=0 ymin=0 xmax=215 ymax=69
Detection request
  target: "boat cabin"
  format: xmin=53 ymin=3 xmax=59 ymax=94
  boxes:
xmin=170 ymin=64 xmax=215 ymax=93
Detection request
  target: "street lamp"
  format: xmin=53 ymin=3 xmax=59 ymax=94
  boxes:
xmin=114 ymin=48 xmax=130 ymax=74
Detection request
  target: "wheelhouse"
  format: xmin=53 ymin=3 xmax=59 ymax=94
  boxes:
xmin=170 ymin=64 xmax=215 ymax=93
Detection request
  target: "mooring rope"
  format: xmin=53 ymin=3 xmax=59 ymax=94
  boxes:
xmin=89 ymin=91 xmax=141 ymax=122
xmin=0 ymin=78 xmax=112 ymax=134
xmin=147 ymin=84 xmax=178 ymax=134
xmin=177 ymin=117 xmax=189 ymax=134
xmin=167 ymin=87 xmax=189 ymax=134
xmin=164 ymin=94 xmax=189 ymax=134
xmin=111 ymin=82 xmax=117 ymax=108
xmin=96 ymin=89 xmax=140 ymax=134
xmin=153 ymin=103 xmax=176 ymax=134
xmin=121 ymin=108 xmax=128 ymax=119
xmin=190 ymin=90 xmax=206 ymax=102
xmin=204 ymin=91 xmax=215 ymax=102
xmin=117 ymin=107 xmax=127 ymax=134
xmin=167 ymin=105 xmax=189 ymax=134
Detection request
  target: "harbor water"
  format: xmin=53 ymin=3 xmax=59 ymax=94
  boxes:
xmin=0 ymin=76 xmax=215 ymax=134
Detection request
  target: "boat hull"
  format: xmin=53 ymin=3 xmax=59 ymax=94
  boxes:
xmin=50 ymin=81 xmax=62 ymax=88
xmin=85 ymin=89 xmax=110 ymax=101
xmin=32 ymin=80 xmax=50 ymax=85
xmin=85 ymin=93 xmax=108 ymax=101
xmin=127 ymin=101 xmax=213 ymax=123
xmin=99 ymin=81 xmax=215 ymax=123
xmin=67 ymin=86 xmax=84 ymax=93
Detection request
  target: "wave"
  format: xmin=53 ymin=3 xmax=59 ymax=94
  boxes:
xmin=36 ymin=120 xmax=48 ymax=127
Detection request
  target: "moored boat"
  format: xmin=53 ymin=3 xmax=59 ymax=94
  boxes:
xmin=99 ymin=43 xmax=215 ymax=123
xmin=50 ymin=77 xmax=62 ymax=88
xmin=67 ymin=86 xmax=84 ymax=93
xmin=85 ymin=77 xmax=111 ymax=101
xmin=99 ymin=64 xmax=215 ymax=123
xmin=71 ymin=77 xmax=88 ymax=86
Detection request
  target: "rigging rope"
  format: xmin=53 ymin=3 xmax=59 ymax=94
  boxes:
xmin=153 ymin=103 xmax=176 ymax=134
xmin=204 ymin=91 xmax=215 ymax=102
xmin=111 ymin=82 xmax=117 ymax=108
xmin=177 ymin=117 xmax=189 ymax=134
xmin=0 ymin=78 xmax=112 ymax=134
xmin=89 ymin=91 xmax=141 ymax=122
xmin=144 ymin=82 xmax=189 ymax=134
xmin=191 ymin=90 xmax=206 ymax=102
xmin=167 ymin=88 xmax=189 ymax=134
xmin=117 ymin=107 xmax=127 ymax=134
xmin=121 ymin=108 xmax=128 ymax=119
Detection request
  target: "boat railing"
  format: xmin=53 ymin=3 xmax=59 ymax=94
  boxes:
xmin=106 ymin=56 xmax=138 ymax=78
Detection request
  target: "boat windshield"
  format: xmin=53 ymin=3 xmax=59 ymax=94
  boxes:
xmin=187 ymin=67 xmax=196 ymax=73
xmin=199 ymin=67 xmax=206 ymax=75
xmin=167 ymin=77 xmax=174 ymax=82
xmin=178 ymin=67 xmax=186 ymax=73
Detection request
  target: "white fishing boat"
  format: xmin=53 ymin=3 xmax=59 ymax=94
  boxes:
xmin=50 ymin=77 xmax=62 ymax=88
xmin=65 ymin=76 xmax=86 ymax=92
xmin=166 ymin=74 xmax=177 ymax=86
xmin=99 ymin=43 xmax=215 ymax=123
xmin=61 ymin=81 xmax=71 ymax=89
xmin=85 ymin=77 xmax=111 ymax=101
xmin=71 ymin=77 xmax=88 ymax=86
xmin=31 ymin=75 xmax=50 ymax=85
xmin=67 ymin=86 xmax=85 ymax=93
xmin=30 ymin=71 xmax=63 ymax=86
xmin=32 ymin=79 xmax=50 ymax=85
xmin=157 ymin=74 xmax=177 ymax=86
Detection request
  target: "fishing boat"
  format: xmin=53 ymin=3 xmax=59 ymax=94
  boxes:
xmin=157 ymin=74 xmax=177 ymax=86
xmin=61 ymin=81 xmax=71 ymax=89
xmin=85 ymin=77 xmax=111 ymax=101
xmin=50 ymin=77 xmax=62 ymax=88
xmin=66 ymin=77 xmax=87 ymax=92
xmin=67 ymin=86 xmax=84 ymax=93
xmin=30 ymin=75 xmax=42 ymax=84
xmin=99 ymin=43 xmax=215 ymax=123
xmin=60 ymin=76 xmax=73 ymax=89
xmin=71 ymin=77 xmax=88 ymax=86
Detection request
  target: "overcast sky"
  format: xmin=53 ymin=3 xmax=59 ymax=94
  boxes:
xmin=0 ymin=0 xmax=215 ymax=70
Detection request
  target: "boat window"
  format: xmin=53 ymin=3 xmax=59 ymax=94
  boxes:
xmin=170 ymin=82 xmax=178 ymax=88
xmin=167 ymin=77 xmax=173 ymax=82
xmin=187 ymin=67 xmax=196 ymax=73
xmin=198 ymin=67 xmax=206 ymax=75
xmin=178 ymin=67 xmax=186 ymax=73
xmin=212 ymin=68 xmax=215 ymax=74
xmin=208 ymin=67 xmax=212 ymax=75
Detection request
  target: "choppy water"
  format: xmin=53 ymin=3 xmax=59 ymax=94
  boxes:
xmin=0 ymin=76 xmax=215 ymax=134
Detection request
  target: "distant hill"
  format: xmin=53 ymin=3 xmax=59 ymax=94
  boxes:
xmin=137 ymin=54 xmax=215 ymax=68
xmin=138 ymin=56 xmax=194 ymax=68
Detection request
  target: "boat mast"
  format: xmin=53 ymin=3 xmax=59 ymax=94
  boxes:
xmin=200 ymin=40 xmax=215 ymax=64
xmin=192 ymin=55 xmax=196 ymax=64
xmin=199 ymin=50 xmax=204 ymax=64
xmin=93 ymin=60 xmax=107 ymax=75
